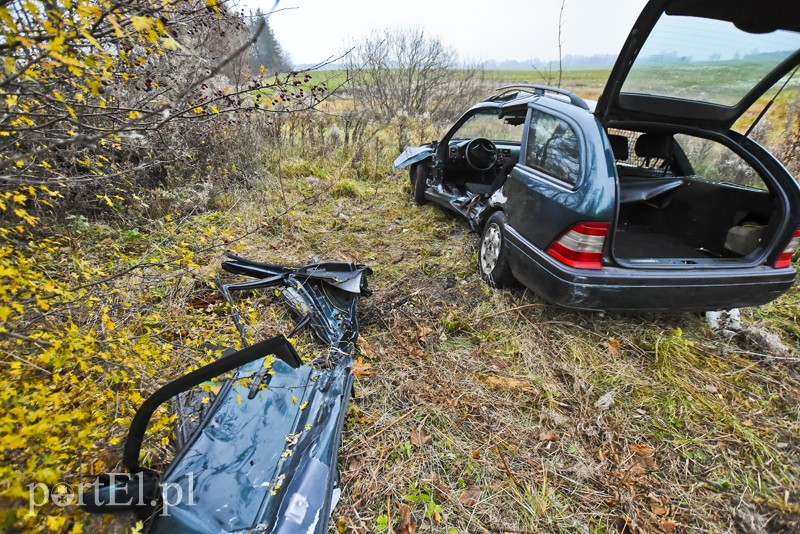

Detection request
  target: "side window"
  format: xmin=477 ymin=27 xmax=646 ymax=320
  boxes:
xmin=525 ymin=110 xmax=581 ymax=185
xmin=674 ymin=134 xmax=768 ymax=191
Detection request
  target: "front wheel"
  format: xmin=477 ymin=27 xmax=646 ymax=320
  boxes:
xmin=412 ymin=163 xmax=429 ymax=205
xmin=479 ymin=212 xmax=514 ymax=287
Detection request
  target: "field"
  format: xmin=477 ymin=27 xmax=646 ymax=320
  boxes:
xmin=2 ymin=67 xmax=800 ymax=533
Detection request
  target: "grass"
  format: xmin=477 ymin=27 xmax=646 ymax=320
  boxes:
xmin=2 ymin=84 xmax=799 ymax=533
xmin=198 ymin=120 xmax=799 ymax=532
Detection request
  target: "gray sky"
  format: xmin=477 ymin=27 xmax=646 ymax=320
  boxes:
xmin=238 ymin=0 xmax=649 ymax=66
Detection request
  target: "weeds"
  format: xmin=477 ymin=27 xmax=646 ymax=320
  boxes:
xmin=2 ymin=83 xmax=799 ymax=533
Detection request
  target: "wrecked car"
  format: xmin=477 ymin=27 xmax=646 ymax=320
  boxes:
xmin=395 ymin=0 xmax=800 ymax=312
xmin=83 ymin=255 xmax=371 ymax=533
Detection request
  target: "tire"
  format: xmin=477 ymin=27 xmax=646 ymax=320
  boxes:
xmin=479 ymin=212 xmax=514 ymax=287
xmin=411 ymin=163 xmax=429 ymax=205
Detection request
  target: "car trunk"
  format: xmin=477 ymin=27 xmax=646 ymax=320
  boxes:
xmin=608 ymin=130 xmax=782 ymax=268
xmin=592 ymin=1 xmax=800 ymax=269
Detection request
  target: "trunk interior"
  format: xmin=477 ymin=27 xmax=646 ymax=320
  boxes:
xmin=609 ymin=130 xmax=781 ymax=267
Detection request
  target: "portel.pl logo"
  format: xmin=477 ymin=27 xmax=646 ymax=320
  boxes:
xmin=28 ymin=473 xmax=195 ymax=516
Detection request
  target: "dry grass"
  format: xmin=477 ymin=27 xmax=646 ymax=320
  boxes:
xmin=204 ymin=123 xmax=800 ymax=533
xmin=7 ymin=88 xmax=797 ymax=532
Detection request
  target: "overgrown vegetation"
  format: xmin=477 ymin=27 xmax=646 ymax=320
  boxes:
xmin=1 ymin=3 xmax=800 ymax=533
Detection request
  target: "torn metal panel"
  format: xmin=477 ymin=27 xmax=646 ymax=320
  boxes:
xmin=392 ymin=145 xmax=436 ymax=169
xmin=82 ymin=256 xmax=371 ymax=533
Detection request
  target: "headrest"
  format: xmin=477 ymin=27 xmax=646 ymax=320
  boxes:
xmin=635 ymin=134 xmax=674 ymax=160
xmin=607 ymin=134 xmax=629 ymax=161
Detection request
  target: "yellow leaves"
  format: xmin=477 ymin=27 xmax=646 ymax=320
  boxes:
xmin=130 ymin=16 xmax=153 ymax=32
xmin=80 ymin=29 xmax=103 ymax=51
xmin=4 ymin=93 xmax=17 ymax=108
xmin=206 ymin=0 xmax=220 ymax=15
xmin=128 ymin=110 xmax=140 ymax=120
xmin=76 ymin=2 xmax=102 ymax=23
xmin=161 ymin=36 xmax=179 ymax=51
xmin=260 ymin=64 xmax=266 ymax=75
xmin=48 ymin=34 xmax=66 ymax=55
xmin=12 ymin=193 xmax=27 ymax=205
xmin=46 ymin=515 xmax=67 ymax=531
xmin=14 ymin=208 xmax=38 ymax=225
xmin=193 ymin=106 xmax=203 ymax=114
xmin=96 ymin=194 xmax=114 ymax=207
xmin=0 ymin=7 xmax=18 ymax=32
xmin=211 ymin=105 xmax=219 ymax=114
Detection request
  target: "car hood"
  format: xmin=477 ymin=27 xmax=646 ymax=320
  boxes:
xmin=596 ymin=0 xmax=800 ymax=130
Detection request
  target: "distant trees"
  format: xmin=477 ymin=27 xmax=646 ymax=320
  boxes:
xmin=249 ymin=9 xmax=290 ymax=73
xmin=344 ymin=28 xmax=487 ymax=121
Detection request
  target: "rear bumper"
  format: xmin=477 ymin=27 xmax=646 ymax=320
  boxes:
xmin=505 ymin=227 xmax=796 ymax=312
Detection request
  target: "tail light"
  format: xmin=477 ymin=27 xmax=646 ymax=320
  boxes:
xmin=547 ymin=222 xmax=609 ymax=270
xmin=774 ymin=226 xmax=800 ymax=268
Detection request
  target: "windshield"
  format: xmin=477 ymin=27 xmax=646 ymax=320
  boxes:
xmin=451 ymin=111 xmax=525 ymax=143
xmin=621 ymin=14 xmax=800 ymax=106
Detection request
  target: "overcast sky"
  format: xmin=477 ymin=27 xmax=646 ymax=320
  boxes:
xmin=236 ymin=0 xmax=649 ymax=66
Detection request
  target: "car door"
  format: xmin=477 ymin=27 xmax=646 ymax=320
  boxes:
xmin=503 ymin=104 xmax=597 ymax=252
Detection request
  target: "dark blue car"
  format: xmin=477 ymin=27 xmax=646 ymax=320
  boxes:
xmin=394 ymin=0 xmax=800 ymax=312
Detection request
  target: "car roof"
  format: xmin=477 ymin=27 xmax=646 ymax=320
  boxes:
xmin=479 ymin=84 xmax=595 ymax=114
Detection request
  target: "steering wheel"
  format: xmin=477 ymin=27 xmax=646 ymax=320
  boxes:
xmin=465 ymin=138 xmax=498 ymax=171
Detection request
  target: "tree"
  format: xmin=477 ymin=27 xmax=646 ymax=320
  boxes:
xmin=249 ymin=8 xmax=290 ymax=73
xmin=344 ymin=28 xmax=487 ymax=121
xmin=532 ymin=0 xmax=567 ymax=87
xmin=0 ymin=0 xmax=321 ymax=221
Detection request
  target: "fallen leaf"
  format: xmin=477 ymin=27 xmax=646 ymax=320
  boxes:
xmin=352 ymin=357 xmax=374 ymax=378
xmin=417 ymin=324 xmax=433 ymax=341
xmin=705 ymin=384 xmax=718 ymax=393
xmin=458 ymin=484 xmax=481 ymax=507
xmin=472 ymin=450 xmax=481 ymax=459
xmin=398 ymin=503 xmax=417 ymax=534
xmin=410 ymin=427 xmax=432 ymax=447
xmin=603 ymin=338 xmax=621 ymax=354
xmin=357 ymin=335 xmax=375 ymax=358
xmin=539 ymin=430 xmax=559 ymax=442
xmin=658 ymin=519 xmax=677 ymax=534
xmin=483 ymin=375 xmax=539 ymax=395
xmin=629 ymin=443 xmax=657 ymax=469
xmin=743 ymin=420 xmax=754 ymax=427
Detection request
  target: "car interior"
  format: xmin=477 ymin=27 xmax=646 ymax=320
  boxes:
xmin=441 ymin=108 xmax=525 ymax=198
xmin=610 ymin=129 xmax=779 ymax=266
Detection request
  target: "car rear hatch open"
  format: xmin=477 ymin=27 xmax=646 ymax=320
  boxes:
xmin=596 ymin=0 xmax=800 ymax=130
xmin=595 ymin=0 xmax=800 ymax=270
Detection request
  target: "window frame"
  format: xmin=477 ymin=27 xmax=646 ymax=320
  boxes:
xmin=522 ymin=106 xmax=585 ymax=189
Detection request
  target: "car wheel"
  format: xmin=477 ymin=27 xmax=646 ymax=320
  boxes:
xmin=412 ymin=163 xmax=429 ymax=205
xmin=479 ymin=212 xmax=514 ymax=287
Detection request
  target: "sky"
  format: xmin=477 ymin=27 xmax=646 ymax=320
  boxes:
xmin=236 ymin=0 xmax=650 ymax=66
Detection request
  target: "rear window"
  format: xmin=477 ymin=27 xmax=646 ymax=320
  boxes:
xmin=622 ymin=14 xmax=800 ymax=106
xmin=608 ymin=128 xmax=768 ymax=191
xmin=525 ymin=111 xmax=581 ymax=185
xmin=674 ymin=134 xmax=768 ymax=191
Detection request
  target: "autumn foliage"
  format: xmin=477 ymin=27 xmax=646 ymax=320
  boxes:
xmin=0 ymin=1 xmax=328 ymax=531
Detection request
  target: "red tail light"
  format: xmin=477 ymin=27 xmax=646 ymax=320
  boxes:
xmin=774 ymin=226 xmax=800 ymax=268
xmin=547 ymin=222 xmax=609 ymax=269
